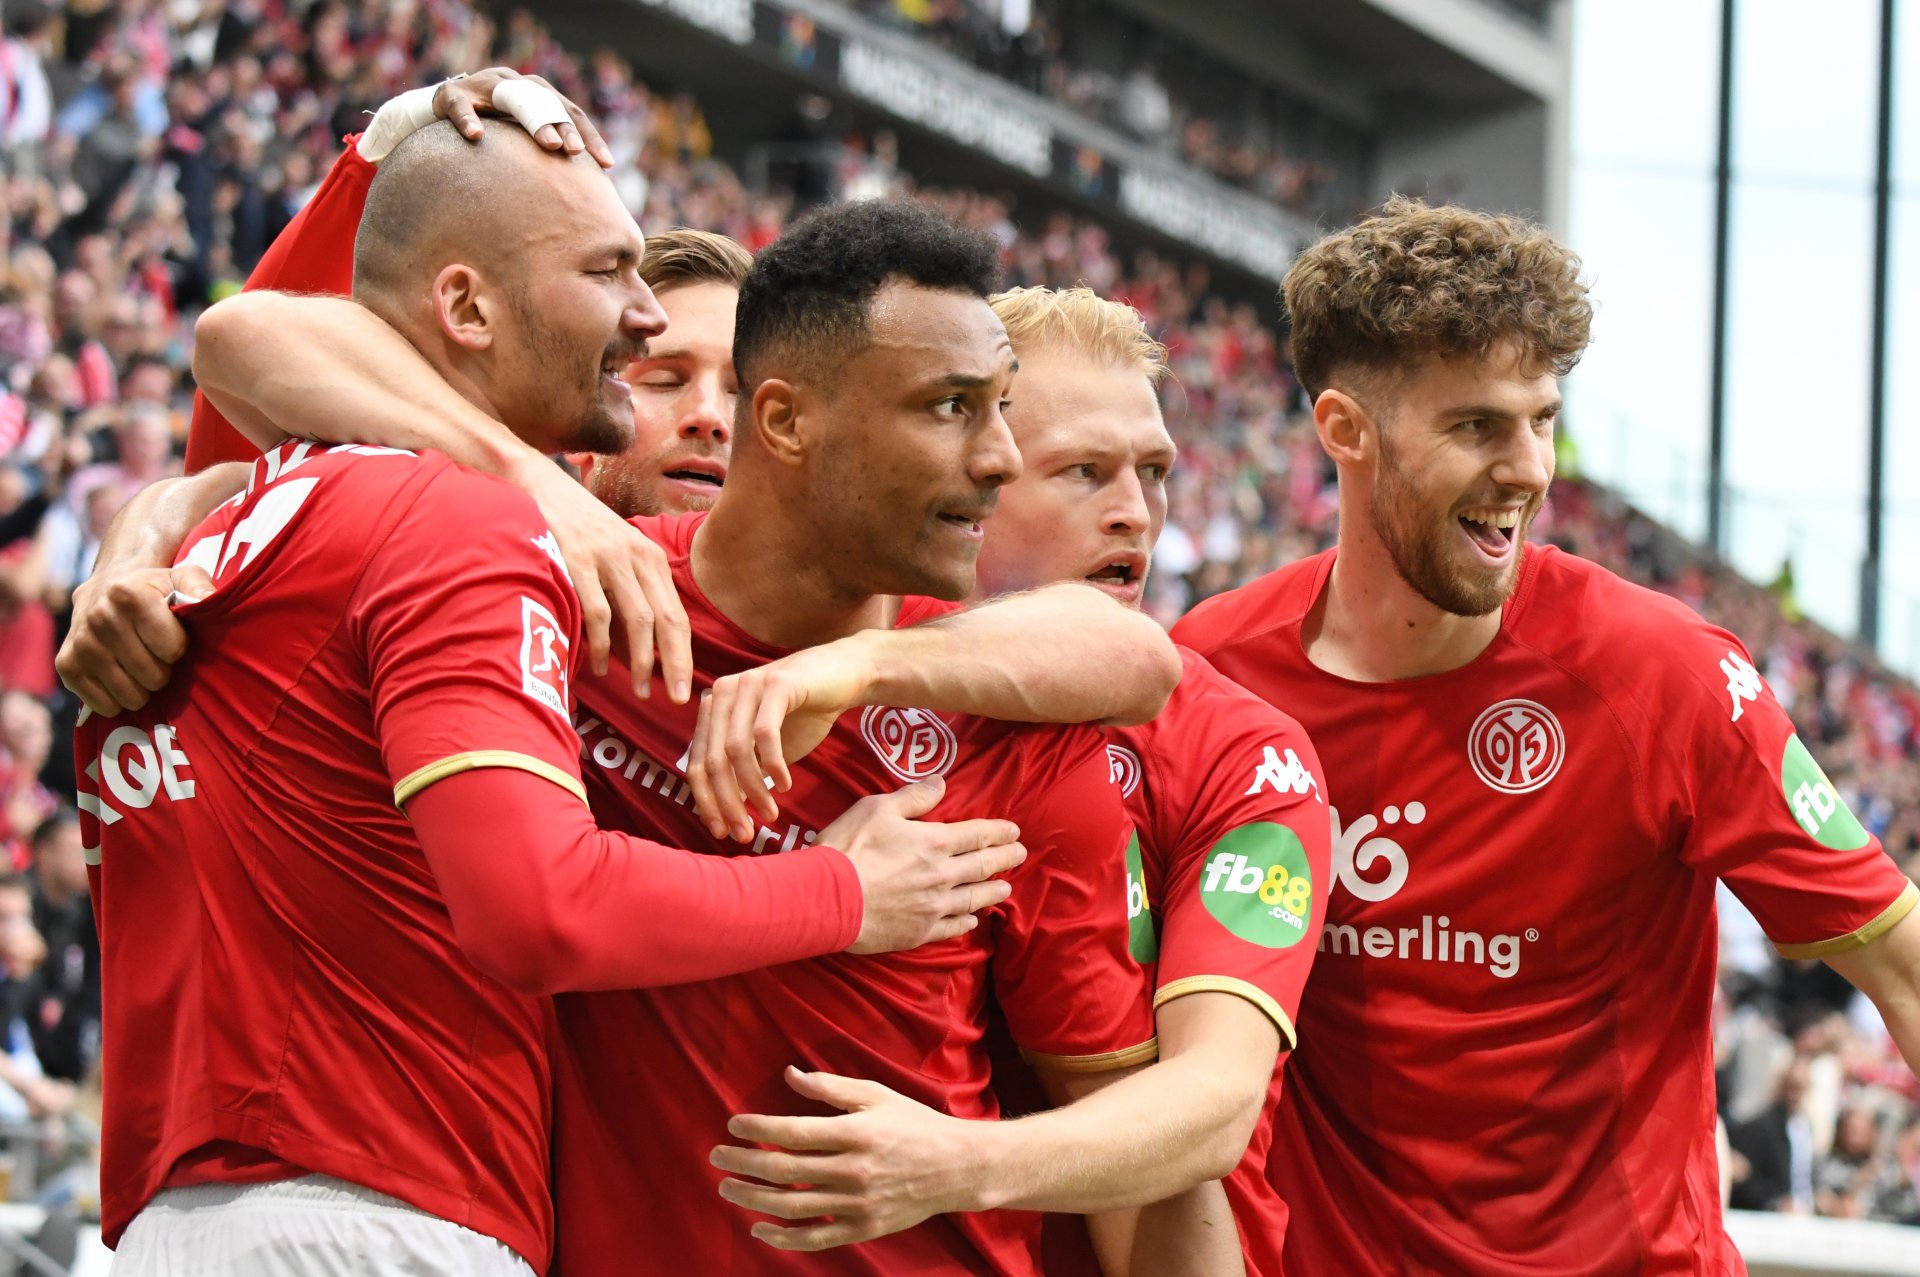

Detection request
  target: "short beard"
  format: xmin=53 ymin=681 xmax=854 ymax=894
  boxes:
xmin=1373 ymin=429 xmax=1520 ymax=618
xmin=507 ymin=283 xmax=633 ymax=455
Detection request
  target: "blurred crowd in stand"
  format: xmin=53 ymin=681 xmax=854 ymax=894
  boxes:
xmin=3 ymin=0 xmax=1916 ymax=1230
xmin=835 ymin=0 xmax=1370 ymax=224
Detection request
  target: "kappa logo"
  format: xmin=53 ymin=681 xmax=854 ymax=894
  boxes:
xmin=1467 ymin=699 xmax=1566 ymax=794
xmin=1246 ymin=745 xmax=1320 ymax=800
xmin=860 ymin=706 xmax=958 ymax=782
xmin=1108 ymin=744 xmax=1142 ymax=797
xmin=1722 ymin=651 xmax=1763 ymax=722
xmin=519 ymin=596 xmax=571 ymax=717
xmin=531 ymin=530 xmax=573 ymax=585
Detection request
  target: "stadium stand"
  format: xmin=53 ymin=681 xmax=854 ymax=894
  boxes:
xmin=1 ymin=0 xmax=1916 ymax=1256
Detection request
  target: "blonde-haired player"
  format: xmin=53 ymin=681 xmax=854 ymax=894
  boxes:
xmin=710 ymin=287 xmax=1331 ymax=1277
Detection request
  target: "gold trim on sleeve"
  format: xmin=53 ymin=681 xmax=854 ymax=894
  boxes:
xmin=1153 ymin=974 xmax=1297 ymax=1051
xmin=1773 ymin=881 xmax=1919 ymax=960
xmin=1019 ymin=1038 xmax=1160 ymax=1074
xmin=393 ymin=751 xmax=588 ymax=809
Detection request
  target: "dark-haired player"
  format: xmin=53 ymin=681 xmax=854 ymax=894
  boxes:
xmin=1175 ymin=198 xmax=1920 ymax=1273
xmin=79 ymin=194 xmax=1183 ymax=1272
xmin=72 ymin=122 xmax=1032 ymax=1277
xmin=706 ymin=288 xmax=1327 ymax=1277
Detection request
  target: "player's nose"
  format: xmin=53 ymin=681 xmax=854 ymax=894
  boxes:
xmin=969 ymin=403 xmax=1023 ymax=487
xmin=1106 ymin=470 xmax=1150 ymax=534
xmin=677 ymin=374 xmax=732 ymax=444
xmin=623 ymin=280 xmax=668 ymax=342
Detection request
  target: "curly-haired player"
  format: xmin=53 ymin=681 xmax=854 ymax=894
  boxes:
xmin=1174 ymin=197 xmax=1920 ymax=1274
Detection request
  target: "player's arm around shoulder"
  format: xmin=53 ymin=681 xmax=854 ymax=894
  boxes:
xmin=56 ymin=462 xmax=249 ymax=715
xmin=685 ymin=583 xmax=1181 ymax=843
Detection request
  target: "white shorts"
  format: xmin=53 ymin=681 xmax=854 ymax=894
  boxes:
xmin=111 ymin=1174 xmax=536 ymax=1277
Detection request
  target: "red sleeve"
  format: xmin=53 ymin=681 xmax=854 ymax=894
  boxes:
xmin=990 ymin=728 xmax=1158 ymax=1072
xmin=1655 ymin=626 xmax=1916 ymax=957
xmin=186 ymin=141 xmax=376 ymax=474
xmin=408 ymin=768 xmax=861 ymax=993
xmin=351 ymin=464 xmax=587 ymax=805
xmin=1120 ymin=653 xmax=1331 ymax=1051
xmin=356 ymin=465 xmax=862 ymax=992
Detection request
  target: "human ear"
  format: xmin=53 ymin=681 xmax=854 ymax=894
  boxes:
xmin=749 ymin=379 xmax=806 ymax=466
xmin=1314 ymin=388 xmax=1374 ymax=468
xmin=432 ymin=263 xmax=494 ymax=352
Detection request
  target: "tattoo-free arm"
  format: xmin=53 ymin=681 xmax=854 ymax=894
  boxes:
xmin=54 ymin=464 xmax=248 ymax=715
xmin=688 ymin=583 xmax=1182 ymax=841
xmin=710 ymin=991 xmax=1274 ymax=1274
xmin=192 ymin=290 xmax=694 ymax=701
xmin=882 ymin=584 xmax=1180 ymax=727
xmin=1825 ymin=906 xmax=1920 ymax=1072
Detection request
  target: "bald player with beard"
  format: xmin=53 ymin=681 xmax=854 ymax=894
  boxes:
xmin=73 ymin=121 xmax=1028 ymax=1277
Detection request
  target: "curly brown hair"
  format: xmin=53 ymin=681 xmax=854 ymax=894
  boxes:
xmin=1283 ymin=196 xmax=1592 ymax=403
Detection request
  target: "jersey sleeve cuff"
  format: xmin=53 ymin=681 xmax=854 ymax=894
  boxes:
xmin=1772 ymin=881 xmax=1918 ymax=959
xmin=394 ymin=751 xmax=587 ymax=809
xmin=1153 ymin=974 xmax=1297 ymax=1051
xmin=1018 ymin=1038 xmax=1159 ymax=1074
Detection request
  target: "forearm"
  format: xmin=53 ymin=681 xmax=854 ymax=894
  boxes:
xmin=193 ymin=291 xmax=542 ymax=478
xmin=95 ymin=463 xmax=249 ymax=574
xmin=974 ymin=1053 xmax=1256 ymax=1214
xmin=1122 ymin=1179 xmax=1243 ymax=1277
xmin=870 ymin=584 xmax=1180 ymax=726
xmin=1827 ymin=906 xmax=1920 ymax=1072
xmin=408 ymin=767 xmax=863 ymax=994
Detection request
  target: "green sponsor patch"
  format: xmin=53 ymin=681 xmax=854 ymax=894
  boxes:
xmin=1780 ymin=735 xmax=1869 ymax=851
xmin=1125 ymin=831 xmax=1158 ymax=963
xmin=1197 ymin=822 xmax=1313 ymax=949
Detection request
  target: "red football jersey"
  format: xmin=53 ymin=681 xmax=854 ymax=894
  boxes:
xmin=1173 ymin=546 xmax=1918 ymax=1276
xmin=185 ymin=141 xmax=373 ymax=474
xmin=1114 ymin=646 xmax=1331 ymax=1277
xmin=1035 ymin=647 xmax=1331 ymax=1277
xmin=551 ymin=512 xmax=1157 ymax=1277
xmin=76 ymin=441 xmax=587 ymax=1269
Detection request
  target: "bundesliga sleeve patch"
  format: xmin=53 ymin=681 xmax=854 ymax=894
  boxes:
xmin=1198 ymin=823 xmax=1314 ymax=949
xmin=519 ymin=596 xmax=571 ymax=717
xmin=1781 ymin=735 xmax=1869 ymax=850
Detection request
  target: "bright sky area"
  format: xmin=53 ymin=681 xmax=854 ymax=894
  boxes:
xmin=1566 ymin=0 xmax=1920 ymax=674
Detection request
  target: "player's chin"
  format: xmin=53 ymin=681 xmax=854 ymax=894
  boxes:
xmin=909 ymin=552 xmax=978 ymax=602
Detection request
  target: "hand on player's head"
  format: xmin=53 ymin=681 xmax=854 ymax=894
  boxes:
xmin=820 ymin=778 xmax=1025 ymax=955
xmin=56 ymin=562 xmax=213 ymax=717
xmin=433 ymin=68 xmax=614 ymax=168
xmin=356 ymin=122 xmax=665 ymax=458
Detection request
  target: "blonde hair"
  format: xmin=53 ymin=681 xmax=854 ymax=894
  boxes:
xmin=990 ymin=286 xmax=1168 ymax=386
xmin=1283 ymin=195 xmax=1592 ymax=402
xmin=641 ymin=228 xmax=752 ymax=292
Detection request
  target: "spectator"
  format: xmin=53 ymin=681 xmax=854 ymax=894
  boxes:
xmin=26 ymin=808 xmax=96 ymax=1086
xmin=1731 ymin=1056 xmax=1818 ymax=1213
xmin=0 ymin=693 xmax=55 ymax=870
xmin=0 ymin=870 xmax=68 ymax=1124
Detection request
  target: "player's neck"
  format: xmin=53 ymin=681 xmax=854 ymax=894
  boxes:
xmin=692 ymin=497 xmax=895 ymax=648
xmin=1306 ymin=531 xmax=1503 ymax=683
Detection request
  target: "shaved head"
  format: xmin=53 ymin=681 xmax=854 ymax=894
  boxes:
xmin=346 ymin=117 xmax=666 ymax=456
xmin=353 ymin=120 xmax=602 ymax=315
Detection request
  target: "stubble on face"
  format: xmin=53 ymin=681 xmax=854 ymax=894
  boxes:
xmin=1371 ymin=421 xmax=1527 ymax=618
xmin=506 ymin=279 xmax=638 ymax=456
